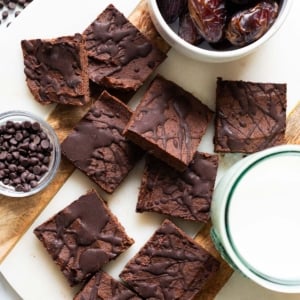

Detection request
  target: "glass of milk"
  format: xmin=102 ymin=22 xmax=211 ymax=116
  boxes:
xmin=211 ymin=144 xmax=300 ymax=293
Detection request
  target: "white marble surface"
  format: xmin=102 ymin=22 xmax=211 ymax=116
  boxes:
xmin=1 ymin=0 xmax=300 ymax=299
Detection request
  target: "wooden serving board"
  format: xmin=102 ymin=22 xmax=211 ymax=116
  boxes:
xmin=0 ymin=1 xmax=298 ymax=299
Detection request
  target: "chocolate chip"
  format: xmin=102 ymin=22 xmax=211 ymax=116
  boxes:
xmin=2 ymin=10 xmax=8 ymax=19
xmin=8 ymin=2 xmax=16 ymax=9
xmin=41 ymin=139 xmax=50 ymax=150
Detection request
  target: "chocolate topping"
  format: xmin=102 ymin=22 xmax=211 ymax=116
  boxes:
xmin=120 ymin=219 xmax=220 ymax=299
xmin=21 ymin=34 xmax=89 ymax=106
xmin=137 ymin=152 xmax=218 ymax=222
xmin=61 ymin=91 xmax=144 ymax=194
xmin=214 ymin=78 xmax=286 ymax=153
xmin=34 ymin=190 xmax=134 ymax=286
xmin=124 ymin=75 xmax=214 ymax=171
xmin=74 ymin=270 xmax=142 ymax=300
xmin=83 ymin=4 xmax=166 ymax=92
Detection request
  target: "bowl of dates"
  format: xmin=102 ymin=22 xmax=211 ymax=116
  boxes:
xmin=0 ymin=110 xmax=61 ymax=197
xmin=148 ymin=0 xmax=292 ymax=62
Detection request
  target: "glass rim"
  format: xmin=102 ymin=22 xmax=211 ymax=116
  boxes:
xmin=224 ymin=149 xmax=300 ymax=286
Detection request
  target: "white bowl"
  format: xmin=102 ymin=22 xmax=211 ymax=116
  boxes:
xmin=147 ymin=0 xmax=293 ymax=63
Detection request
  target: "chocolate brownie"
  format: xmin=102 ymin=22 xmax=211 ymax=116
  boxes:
xmin=74 ymin=270 xmax=142 ymax=300
xmin=21 ymin=34 xmax=89 ymax=106
xmin=214 ymin=78 xmax=286 ymax=153
xmin=124 ymin=75 xmax=214 ymax=171
xmin=119 ymin=219 xmax=220 ymax=299
xmin=34 ymin=190 xmax=134 ymax=286
xmin=137 ymin=152 xmax=218 ymax=222
xmin=83 ymin=4 xmax=166 ymax=92
xmin=61 ymin=91 xmax=144 ymax=194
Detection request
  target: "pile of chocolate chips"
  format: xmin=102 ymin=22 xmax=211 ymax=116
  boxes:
xmin=0 ymin=120 xmax=53 ymax=193
xmin=0 ymin=0 xmax=33 ymax=26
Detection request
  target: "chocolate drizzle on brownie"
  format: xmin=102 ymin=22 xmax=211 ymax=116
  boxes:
xmin=61 ymin=91 xmax=144 ymax=193
xmin=21 ymin=34 xmax=89 ymax=105
xmin=120 ymin=219 xmax=220 ymax=299
xmin=214 ymin=78 xmax=286 ymax=153
xmin=83 ymin=4 xmax=166 ymax=92
xmin=137 ymin=153 xmax=218 ymax=222
xmin=74 ymin=270 xmax=142 ymax=300
xmin=34 ymin=190 xmax=134 ymax=286
xmin=124 ymin=75 xmax=213 ymax=171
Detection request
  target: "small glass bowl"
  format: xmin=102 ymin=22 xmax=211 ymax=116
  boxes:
xmin=0 ymin=110 xmax=61 ymax=197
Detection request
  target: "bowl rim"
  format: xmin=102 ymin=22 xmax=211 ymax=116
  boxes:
xmin=148 ymin=0 xmax=293 ymax=60
xmin=0 ymin=110 xmax=61 ymax=198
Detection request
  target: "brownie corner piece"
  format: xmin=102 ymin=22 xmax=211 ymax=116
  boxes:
xmin=119 ymin=219 xmax=220 ymax=299
xmin=83 ymin=4 xmax=167 ymax=92
xmin=21 ymin=33 xmax=89 ymax=106
xmin=34 ymin=190 xmax=134 ymax=286
xmin=61 ymin=90 xmax=144 ymax=193
xmin=124 ymin=75 xmax=214 ymax=171
xmin=214 ymin=77 xmax=286 ymax=153
xmin=74 ymin=270 xmax=142 ymax=300
xmin=137 ymin=152 xmax=218 ymax=222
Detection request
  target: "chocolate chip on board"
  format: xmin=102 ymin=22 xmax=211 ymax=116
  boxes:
xmin=0 ymin=120 xmax=53 ymax=193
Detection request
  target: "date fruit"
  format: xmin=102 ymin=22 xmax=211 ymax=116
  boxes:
xmin=188 ymin=0 xmax=226 ymax=43
xmin=226 ymin=1 xmax=279 ymax=46
xmin=179 ymin=12 xmax=203 ymax=45
xmin=157 ymin=0 xmax=187 ymax=24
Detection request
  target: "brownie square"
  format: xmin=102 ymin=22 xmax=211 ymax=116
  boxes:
xmin=119 ymin=219 xmax=220 ymax=299
xmin=83 ymin=4 xmax=166 ymax=92
xmin=124 ymin=75 xmax=214 ymax=171
xmin=74 ymin=270 xmax=142 ymax=300
xmin=34 ymin=190 xmax=134 ymax=286
xmin=61 ymin=90 xmax=144 ymax=194
xmin=137 ymin=152 xmax=218 ymax=222
xmin=214 ymin=78 xmax=287 ymax=153
xmin=21 ymin=34 xmax=89 ymax=106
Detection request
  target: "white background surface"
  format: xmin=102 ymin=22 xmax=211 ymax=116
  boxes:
xmin=0 ymin=0 xmax=300 ymax=299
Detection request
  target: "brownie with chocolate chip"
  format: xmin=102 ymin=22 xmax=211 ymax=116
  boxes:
xmin=34 ymin=190 xmax=134 ymax=286
xmin=61 ymin=90 xmax=144 ymax=194
xmin=119 ymin=219 xmax=220 ymax=299
xmin=137 ymin=152 xmax=218 ymax=223
xmin=214 ymin=78 xmax=287 ymax=153
xmin=83 ymin=4 xmax=166 ymax=93
xmin=74 ymin=270 xmax=142 ymax=300
xmin=124 ymin=75 xmax=214 ymax=171
xmin=21 ymin=34 xmax=89 ymax=106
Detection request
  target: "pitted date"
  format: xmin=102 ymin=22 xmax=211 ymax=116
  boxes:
xmin=188 ymin=0 xmax=226 ymax=43
xmin=226 ymin=1 xmax=279 ymax=46
xmin=179 ymin=12 xmax=203 ymax=45
xmin=157 ymin=0 xmax=187 ymax=24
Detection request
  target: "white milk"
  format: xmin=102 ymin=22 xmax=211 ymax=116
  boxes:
xmin=227 ymin=153 xmax=300 ymax=283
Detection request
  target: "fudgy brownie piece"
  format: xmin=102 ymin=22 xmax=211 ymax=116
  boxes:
xmin=124 ymin=75 xmax=214 ymax=171
xmin=83 ymin=4 xmax=166 ymax=92
xmin=120 ymin=219 xmax=220 ymax=299
xmin=74 ymin=270 xmax=142 ymax=300
xmin=61 ymin=91 xmax=144 ymax=194
xmin=137 ymin=152 xmax=218 ymax=222
xmin=214 ymin=78 xmax=286 ymax=153
xmin=34 ymin=190 xmax=134 ymax=286
xmin=21 ymin=34 xmax=89 ymax=106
